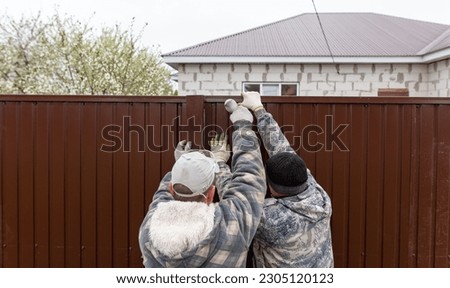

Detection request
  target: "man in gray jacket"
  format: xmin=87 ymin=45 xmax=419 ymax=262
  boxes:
xmin=241 ymin=91 xmax=334 ymax=268
xmin=138 ymin=103 xmax=266 ymax=267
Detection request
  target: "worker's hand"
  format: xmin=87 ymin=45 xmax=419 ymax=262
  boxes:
xmin=230 ymin=105 xmax=253 ymax=123
xmin=174 ymin=140 xmax=192 ymax=161
xmin=209 ymin=133 xmax=230 ymax=163
xmin=241 ymin=91 xmax=264 ymax=112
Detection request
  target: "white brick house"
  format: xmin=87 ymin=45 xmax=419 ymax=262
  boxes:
xmin=163 ymin=13 xmax=450 ymax=97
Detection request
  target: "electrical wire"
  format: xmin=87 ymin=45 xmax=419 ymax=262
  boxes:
xmin=311 ymin=0 xmax=340 ymax=74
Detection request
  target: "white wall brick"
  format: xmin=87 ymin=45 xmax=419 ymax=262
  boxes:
xmin=336 ymin=82 xmax=353 ymax=90
xmin=178 ymin=73 xmax=195 ymax=82
xmin=361 ymin=92 xmax=377 ymax=96
xmin=194 ymin=90 xmax=212 ymax=95
xmin=286 ymin=64 xmax=302 ymax=73
xmin=200 ymin=64 xmax=215 ymax=73
xmin=266 ymin=73 xmax=282 ymax=81
xmin=303 ymin=64 xmax=320 ymax=73
xmin=185 ymin=64 xmax=201 ymax=73
xmin=282 ymin=73 xmax=300 ymax=81
xmin=354 ymin=82 xmax=371 ymax=91
xmin=428 ymin=72 xmax=439 ymax=81
xmin=407 ymin=82 xmax=419 ymax=91
xmin=375 ymin=64 xmax=392 ymax=73
xmin=437 ymin=80 xmax=448 ymax=90
xmin=392 ymin=64 xmax=410 ymax=73
xmin=268 ymin=64 xmax=284 ymax=73
xmin=327 ymin=91 xmax=344 ymax=96
xmin=216 ymin=64 xmax=233 ymax=73
xmin=318 ymin=82 xmax=335 ymax=91
xmin=388 ymin=82 xmax=407 ymax=89
xmin=403 ymin=73 xmax=421 ymax=82
xmin=339 ymin=64 xmax=357 ymax=74
xmin=211 ymin=90 xmax=234 ymax=96
xmin=412 ymin=64 xmax=427 ymax=73
xmin=301 ymin=82 xmax=318 ymax=91
xmin=183 ymin=91 xmax=198 ymax=96
xmin=310 ymin=73 xmax=327 ymax=82
xmin=233 ymin=64 xmax=250 ymax=73
xmin=213 ymin=73 xmax=229 ymax=81
xmin=438 ymin=89 xmax=449 ymax=97
xmin=409 ymin=90 xmax=420 ymax=97
xmin=440 ymin=69 xmax=449 ymax=80
xmin=346 ymin=74 xmax=364 ymax=82
xmin=380 ymin=73 xmax=398 ymax=82
xmin=356 ymin=64 xmax=374 ymax=73
xmin=428 ymin=63 xmax=435 ymax=73
xmin=371 ymin=82 xmax=389 ymax=91
xmin=184 ymin=82 xmax=200 ymax=90
xmin=306 ymin=90 xmax=325 ymax=96
xmin=247 ymin=73 xmax=265 ymax=81
xmin=202 ymin=82 xmax=234 ymax=90
xmin=363 ymin=74 xmax=381 ymax=82
xmin=321 ymin=65 xmax=340 ymax=73
xmin=196 ymin=73 xmax=213 ymax=81
xmin=437 ymin=61 xmax=448 ymax=71
xmin=418 ymin=83 xmax=428 ymax=91
xmin=342 ymin=91 xmax=361 ymax=96
xmin=250 ymin=64 xmax=268 ymax=73
xmin=229 ymin=72 xmax=246 ymax=81
xmin=328 ymin=74 xmax=345 ymax=82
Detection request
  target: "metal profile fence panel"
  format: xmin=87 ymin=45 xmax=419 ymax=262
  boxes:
xmin=0 ymin=95 xmax=449 ymax=268
xmin=0 ymin=96 xmax=186 ymax=268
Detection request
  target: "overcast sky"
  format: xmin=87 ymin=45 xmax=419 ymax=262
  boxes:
xmin=1 ymin=0 xmax=450 ymax=54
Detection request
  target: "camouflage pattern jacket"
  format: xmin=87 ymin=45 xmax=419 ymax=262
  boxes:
xmin=252 ymin=109 xmax=334 ymax=268
xmin=138 ymin=121 xmax=266 ymax=267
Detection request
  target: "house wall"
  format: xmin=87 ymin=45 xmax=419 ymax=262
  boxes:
xmin=177 ymin=61 xmax=450 ymax=96
xmin=428 ymin=59 xmax=450 ymax=97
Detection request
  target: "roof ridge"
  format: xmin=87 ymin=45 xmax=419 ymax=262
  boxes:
xmin=417 ymin=27 xmax=450 ymax=55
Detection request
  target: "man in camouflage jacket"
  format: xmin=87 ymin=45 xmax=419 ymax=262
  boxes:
xmin=241 ymin=91 xmax=334 ymax=268
xmin=138 ymin=104 xmax=266 ymax=267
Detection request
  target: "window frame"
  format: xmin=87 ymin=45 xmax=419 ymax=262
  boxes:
xmin=242 ymin=82 xmax=299 ymax=96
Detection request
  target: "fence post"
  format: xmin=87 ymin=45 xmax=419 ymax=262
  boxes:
xmin=185 ymin=95 xmax=205 ymax=149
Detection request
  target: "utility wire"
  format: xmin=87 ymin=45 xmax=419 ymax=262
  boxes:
xmin=311 ymin=0 xmax=340 ymax=74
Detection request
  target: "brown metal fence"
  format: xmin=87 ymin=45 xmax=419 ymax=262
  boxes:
xmin=0 ymin=95 xmax=449 ymax=268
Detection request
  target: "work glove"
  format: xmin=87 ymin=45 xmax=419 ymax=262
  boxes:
xmin=174 ymin=140 xmax=192 ymax=161
xmin=241 ymin=91 xmax=264 ymax=112
xmin=229 ymin=105 xmax=253 ymax=123
xmin=209 ymin=133 xmax=231 ymax=163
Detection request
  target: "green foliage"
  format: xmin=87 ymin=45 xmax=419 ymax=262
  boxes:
xmin=0 ymin=12 xmax=175 ymax=95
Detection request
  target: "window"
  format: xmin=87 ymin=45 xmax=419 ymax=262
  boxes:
xmin=243 ymin=83 xmax=299 ymax=96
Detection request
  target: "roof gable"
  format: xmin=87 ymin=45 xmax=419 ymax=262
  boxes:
xmin=164 ymin=13 xmax=450 ymax=58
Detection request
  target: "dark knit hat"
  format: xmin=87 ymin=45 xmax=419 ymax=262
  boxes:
xmin=266 ymin=152 xmax=308 ymax=195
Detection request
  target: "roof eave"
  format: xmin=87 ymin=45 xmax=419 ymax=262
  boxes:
xmin=164 ymin=49 xmax=450 ymax=69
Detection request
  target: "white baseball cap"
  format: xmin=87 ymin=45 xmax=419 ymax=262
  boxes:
xmin=171 ymin=150 xmax=219 ymax=197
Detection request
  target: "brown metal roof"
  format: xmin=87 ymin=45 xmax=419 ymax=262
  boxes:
xmin=164 ymin=13 xmax=450 ymax=57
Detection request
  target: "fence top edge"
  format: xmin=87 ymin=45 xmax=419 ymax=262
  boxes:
xmin=1 ymin=94 xmax=450 ymax=105
xmin=0 ymin=95 xmax=185 ymax=103
xmin=203 ymin=96 xmax=450 ymax=105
